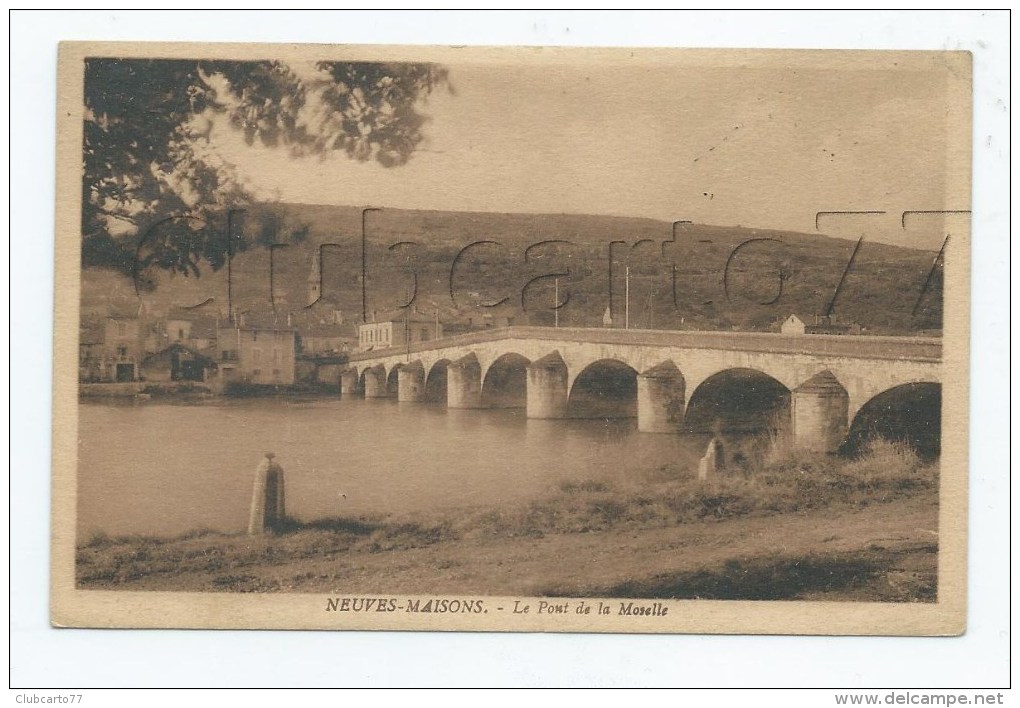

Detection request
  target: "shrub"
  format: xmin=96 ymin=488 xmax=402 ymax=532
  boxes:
xmin=83 ymin=530 xmax=112 ymax=548
xmin=559 ymin=479 xmax=610 ymax=494
xmin=843 ymin=438 xmax=921 ymax=476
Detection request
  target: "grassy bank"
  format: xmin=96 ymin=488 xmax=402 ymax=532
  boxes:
xmin=77 ymin=440 xmax=938 ymax=600
xmin=451 ymin=439 xmax=936 ymax=538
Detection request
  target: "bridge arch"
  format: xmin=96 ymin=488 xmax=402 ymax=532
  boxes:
xmin=481 ymin=352 xmax=530 ymax=408
xmin=384 ymin=365 xmax=401 ymax=397
xmin=339 ymin=367 xmax=362 ymax=397
xmin=424 ymin=359 xmax=452 ymax=404
xmin=844 ymin=381 xmax=941 ymax=460
xmin=559 ymin=347 xmax=642 ymax=391
xmin=360 ymin=364 xmax=387 ymax=399
xmin=685 ymin=367 xmax=790 ymax=433
xmin=567 ymin=358 xmax=639 ymax=419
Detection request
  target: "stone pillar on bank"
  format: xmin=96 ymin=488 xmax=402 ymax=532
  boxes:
xmin=447 ymin=354 xmax=482 ymax=408
xmin=697 ymin=437 xmax=725 ymax=481
xmin=340 ymin=368 xmax=360 ymax=398
xmin=248 ymin=452 xmax=286 ymax=535
xmin=397 ymin=361 xmax=425 ymax=402
xmin=527 ymin=352 xmax=569 ymax=419
xmin=363 ymin=365 xmax=387 ymax=398
xmin=637 ymin=361 xmax=686 ymax=433
xmin=791 ymin=370 xmax=849 ymax=453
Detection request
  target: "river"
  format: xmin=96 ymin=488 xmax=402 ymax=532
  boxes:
xmin=77 ymin=397 xmax=714 ymax=538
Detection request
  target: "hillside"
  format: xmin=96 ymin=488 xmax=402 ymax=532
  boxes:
xmin=81 ymin=204 xmax=943 ymax=335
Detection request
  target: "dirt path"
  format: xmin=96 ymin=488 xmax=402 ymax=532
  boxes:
xmin=89 ymin=494 xmax=938 ymax=601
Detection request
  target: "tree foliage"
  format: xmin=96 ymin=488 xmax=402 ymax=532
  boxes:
xmin=82 ymin=58 xmax=449 ymax=280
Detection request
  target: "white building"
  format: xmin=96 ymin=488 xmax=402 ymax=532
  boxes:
xmin=358 ymin=314 xmax=442 ymax=352
xmin=780 ymin=314 xmax=806 ymax=335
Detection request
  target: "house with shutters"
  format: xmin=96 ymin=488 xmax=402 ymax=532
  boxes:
xmin=216 ymin=323 xmax=297 ymax=386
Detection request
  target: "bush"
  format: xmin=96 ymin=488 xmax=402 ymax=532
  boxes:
xmin=83 ymin=530 xmax=112 ymax=548
xmin=558 ymin=479 xmax=610 ymax=494
xmin=843 ymin=438 xmax=922 ymax=477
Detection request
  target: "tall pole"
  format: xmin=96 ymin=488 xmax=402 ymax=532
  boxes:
xmin=625 ymin=267 xmax=630 ymax=330
xmin=435 ymin=308 xmax=439 ymax=340
xmin=554 ymin=278 xmax=559 ymax=328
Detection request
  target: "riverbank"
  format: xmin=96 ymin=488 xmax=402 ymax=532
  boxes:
xmin=79 ymin=380 xmax=339 ymax=400
xmin=77 ymin=441 xmax=939 ymax=601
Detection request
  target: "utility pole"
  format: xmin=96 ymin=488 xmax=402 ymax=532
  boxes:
xmin=625 ymin=266 xmax=630 ymax=330
xmin=554 ymin=277 xmax=559 ymax=328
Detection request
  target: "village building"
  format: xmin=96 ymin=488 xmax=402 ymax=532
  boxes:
xmin=804 ymin=314 xmax=863 ymax=336
xmin=358 ymin=312 xmax=443 ymax=352
xmin=165 ymin=317 xmax=193 ymax=344
xmin=306 ymin=248 xmax=323 ymax=308
xmin=103 ymin=314 xmax=143 ymax=381
xmin=217 ymin=323 xmax=297 ymax=385
xmin=141 ymin=321 xmax=165 ymax=355
xmin=140 ymin=343 xmax=217 ymax=383
xmin=780 ymin=314 xmax=806 ymax=335
xmin=79 ymin=306 xmax=146 ymax=382
xmin=780 ymin=313 xmax=862 ymax=336
xmin=78 ymin=322 xmax=105 ymax=382
xmin=187 ymin=318 xmax=218 ymax=350
xmin=444 ymin=312 xmax=517 ymax=336
xmin=154 ymin=311 xmax=219 ymax=352
xmin=298 ymin=321 xmax=357 ymax=355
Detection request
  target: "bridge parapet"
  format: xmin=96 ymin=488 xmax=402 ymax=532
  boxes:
xmin=347 ymin=326 xmax=942 ymax=364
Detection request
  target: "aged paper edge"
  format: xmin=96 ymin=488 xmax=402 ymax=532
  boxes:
xmin=50 ymin=41 xmax=971 ymax=635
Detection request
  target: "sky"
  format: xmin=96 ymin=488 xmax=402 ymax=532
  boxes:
xmin=207 ymin=50 xmax=971 ymax=250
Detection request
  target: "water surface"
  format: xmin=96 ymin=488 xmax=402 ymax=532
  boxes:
xmin=77 ymin=398 xmax=708 ymax=538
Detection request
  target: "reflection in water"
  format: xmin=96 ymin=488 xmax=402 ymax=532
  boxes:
xmin=77 ymin=399 xmax=708 ymax=538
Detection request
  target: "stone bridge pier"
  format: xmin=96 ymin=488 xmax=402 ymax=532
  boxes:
xmin=636 ymin=361 xmax=686 ymax=433
xmin=339 ymin=369 xmax=360 ymax=398
xmin=397 ymin=362 xmax=425 ymax=403
xmin=363 ymin=365 xmax=386 ymax=398
xmin=526 ymin=353 xmax=569 ymax=419
xmin=791 ymin=371 xmax=850 ymax=453
xmin=448 ymin=354 xmax=483 ymax=409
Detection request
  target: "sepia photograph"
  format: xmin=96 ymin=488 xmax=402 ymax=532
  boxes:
xmin=51 ymin=41 xmax=971 ymax=634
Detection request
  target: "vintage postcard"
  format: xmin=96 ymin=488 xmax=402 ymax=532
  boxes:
xmin=51 ymin=42 xmax=971 ymax=634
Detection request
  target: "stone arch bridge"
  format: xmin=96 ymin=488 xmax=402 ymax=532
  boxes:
xmin=341 ymin=326 xmax=941 ymax=453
